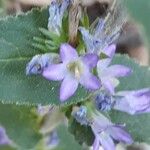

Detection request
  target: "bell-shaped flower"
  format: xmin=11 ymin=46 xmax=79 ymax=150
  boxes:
xmin=114 ymin=88 xmax=150 ymax=115
xmin=48 ymin=0 xmax=70 ymax=35
xmin=42 ymin=44 xmax=101 ymax=101
xmin=79 ymin=19 xmax=120 ymax=54
xmin=91 ymin=113 xmax=133 ymax=150
xmin=26 ymin=53 xmax=59 ymax=75
xmin=72 ymin=106 xmax=89 ymax=125
xmin=97 ymin=49 xmax=132 ymax=94
xmin=95 ymin=91 xmax=114 ymax=112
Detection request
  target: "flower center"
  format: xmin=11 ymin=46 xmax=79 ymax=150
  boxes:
xmin=67 ymin=61 xmax=83 ymax=79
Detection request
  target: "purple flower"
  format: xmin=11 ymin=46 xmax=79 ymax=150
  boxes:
xmin=91 ymin=113 xmax=133 ymax=150
xmin=114 ymin=88 xmax=150 ymax=115
xmin=42 ymin=44 xmax=101 ymax=101
xmin=79 ymin=19 xmax=120 ymax=54
xmin=72 ymin=106 xmax=89 ymax=125
xmin=95 ymin=92 xmax=113 ymax=112
xmin=0 ymin=126 xmax=11 ymax=145
xmin=79 ymin=27 xmax=101 ymax=54
xmin=97 ymin=47 xmax=132 ymax=94
xmin=46 ymin=131 xmax=59 ymax=149
xmin=26 ymin=53 xmax=59 ymax=75
xmin=48 ymin=0 xmax=70 ymax=35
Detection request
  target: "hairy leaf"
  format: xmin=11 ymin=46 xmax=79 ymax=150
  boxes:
xmin=0 ymin=103 xmax=41 ymax=149
xmin=0 ymin=9 xmax=88 ymax=106
xmin=53 ymin=125 xmax=82 ymax=150
xmin=109 ymin=110 xmax=150 ymax=143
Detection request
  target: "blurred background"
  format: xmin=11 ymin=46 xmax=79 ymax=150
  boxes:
xmin=0 ymin=0 xmax=150 ymax=150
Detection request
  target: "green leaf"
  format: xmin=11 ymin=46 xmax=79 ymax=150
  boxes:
xmin=53 ymin=125 xmax=82 ymax=150
xmin=109 ymin=110 xmax=150 ymax=143
xmin=0 ymin=103 xmax=41 ymax=149
xmin=0 ymin=8 xmax=89 ymax=106
xmin=68 ymin=119 xmax=94 ymax=146
xmin=0 ymin=146 xmax=16 ymax=150
xmin=112 ymin=55 xmax=150 ymax=91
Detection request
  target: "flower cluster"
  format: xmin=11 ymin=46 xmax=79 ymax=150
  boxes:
xmin=72 ymin=106 xmax=133 ymax=150
xmin=26 ymin=0 xmax=150 ymax=150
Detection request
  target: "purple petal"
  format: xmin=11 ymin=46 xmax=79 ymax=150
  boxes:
xmin=130 ymin=88 xmax=150 ymax=97
xmin=116 ymin=88 xmax=150 ymax=97
xmin=113 ymin=97 xmax=135 ymax=114
xmin=102 ymin=78 xmax=115 ymax=94
xmin=93 ymin=137 xmax=100 ymax=150
xmin=103 ymin=44 xmax=116 ymax=58
xmin=99 ymin=132 xmax=115 ymax=150
xmin=42 ymin=64 xmax=65 ymax=81
xmin=60 ymin=44 xmax=78 ymax=62
xmin=106 ymin=65 xmax=132 ymax=77
xmin=92 ymin=113 xmax=112 ymax=129
xmin=97 ymin=59 xmax=110 ymax=72
xmin=108 ymin=126 xmax=133 ymax=144
xmin=60 ymin=75 xmax=79 ymax=101
xmin=82 ymin=54 xmax=99 ymax=69
xmin=0 ymin=127 xmax=11 ymax=145
xmin=80 ymin=72 xmax=101 ymax=90
xmin=114 ymin=93 xmax=150 ymax=114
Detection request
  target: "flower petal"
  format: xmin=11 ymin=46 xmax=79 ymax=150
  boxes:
xmin=80 ymin=72 xmax=101 ymax=90
xmin=108 ymin=126 xmax=133 ymax=144
xmin=116 ymin=88 xmax=150 ymax=97
xmin=102 ymin=78 xmax=116 ymax=94
xmin=42 ymin=64 xmax=65 ymax=81
xmin=114 ymin=97 xmax=137 ymax=115
xmin=130 ymin=88 xmax=150 ymax=97
xmin=99 ymin=132 xmax=115 ymax=150
xmin=93 ymin=137 xmax=100 ymax=150
xmin=60 ymin=44 xmax=78 ymax=62
xmin=0 ymin=126 xmax=11 ymax=145
xmin=106 ymin=65 xmax=132 ymax=77
xmin=97 ymin=59 xmax=110 ymax=72
xmin=103 ymin=44 xmax=116 ymax=58
xmin=60 ymin=75 xmax=79 ymax=101
xmin=82 ymin=54 xmax=99 ymax=69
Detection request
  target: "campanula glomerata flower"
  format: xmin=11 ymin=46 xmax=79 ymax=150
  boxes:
xmin=42 ymin=44 xmax=101 ymax=101
xmin=95 ymin=88 xmax=150 ymax=115
xmin=26 ymin=53 xmax=59 ymax=75
xmin=72 ymin=106 xmax=89 ymax=125
xmin=91 ymin=113 xmax=133 ymax=150
xmin=79 ymin=19 xmax=120 ymax=54
xmin=114 ymin=88 xmax=150 ymax=115
xmin=48 ymin=0 xmax=70 ymax=35
xmin=97 ymin=49 xmax=132 ymax=94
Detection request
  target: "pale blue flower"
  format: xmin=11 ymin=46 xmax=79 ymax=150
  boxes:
xmin=72 ymin=106 xmax=89 ymax=125
xmin=91 ymin=113 xmax=133 ymax=150
xmin=79 ymin=19 xmax=120 ymax=54
xmin=97 ymin=48 xmax=132 ymax=94
xmin=42 ymin=43 xmax=101 ymax=101
xmin=114 ymin=88 xmax=150 ymax=115
xmin=26 ymin=53 xmax=59 ymax=75
xmin=95 ymin=88 xmax=150 ymax=115
xmin=95 ymin=92 xmax=113 ymax=112
xmin=48 ymin=0 xmax=70 ymax=35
